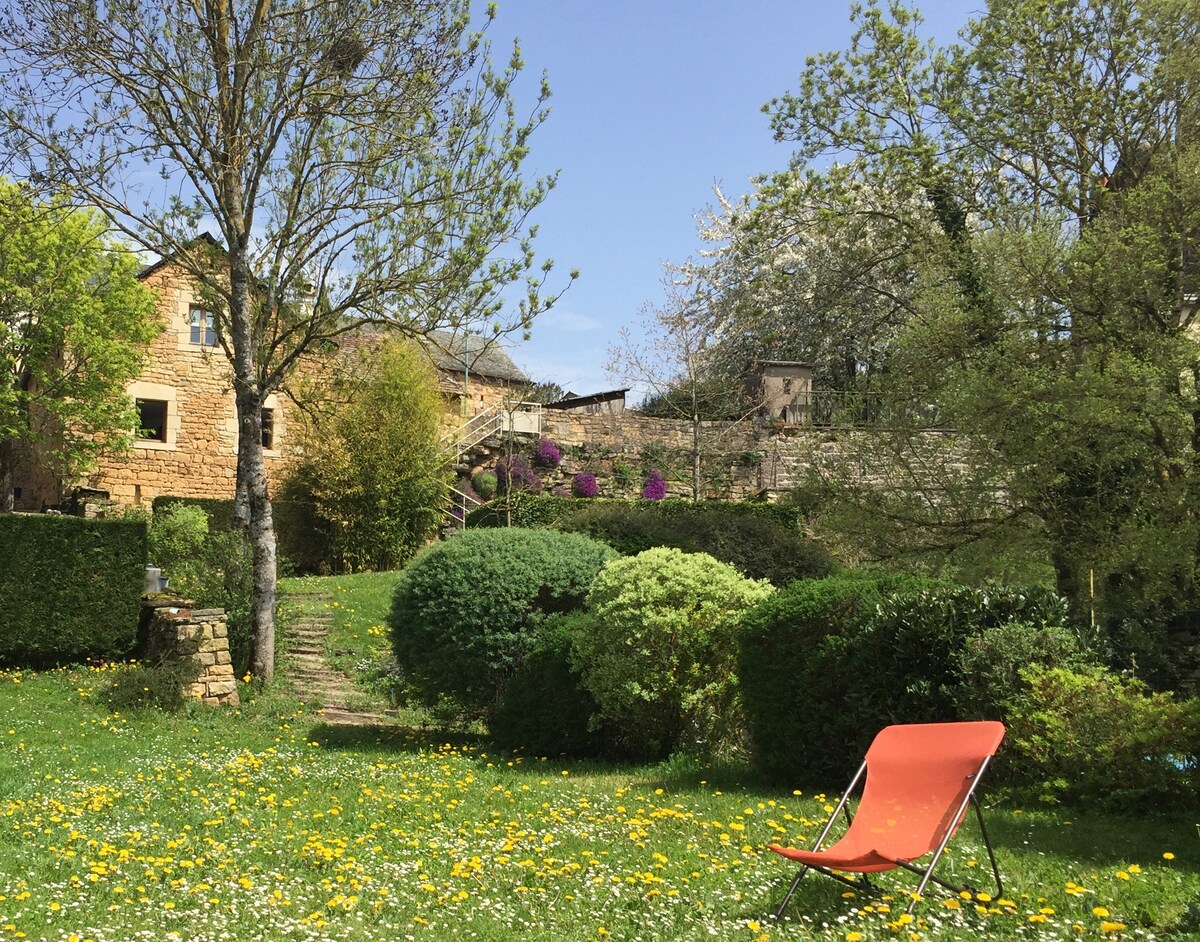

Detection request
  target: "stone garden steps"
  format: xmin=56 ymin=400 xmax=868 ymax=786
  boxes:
xmin=278 ymin=588 xmax=395 ymax=727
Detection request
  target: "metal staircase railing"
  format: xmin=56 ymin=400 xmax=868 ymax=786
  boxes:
xmin=443 ymin=402 xmax=544 ymax=460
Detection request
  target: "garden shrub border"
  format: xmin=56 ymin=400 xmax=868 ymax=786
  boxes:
xmin=0 ymin=513 xmax=147 ymax=664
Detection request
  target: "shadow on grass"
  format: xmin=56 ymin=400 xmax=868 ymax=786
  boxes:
xmin=305 ymin=720 xmax=486 ymax=753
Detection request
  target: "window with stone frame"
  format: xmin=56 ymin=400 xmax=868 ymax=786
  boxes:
xmin=261 ymin=407 xmax=276 ymax=449
xmin=188 ymin=305 xmax=218 ymax=346
xmin=136 ymin=398 xmax=168 ymax=442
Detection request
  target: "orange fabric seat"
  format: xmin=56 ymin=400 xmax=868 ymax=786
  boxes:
xmin=768 ymin=721 xmax=1005 ymax=916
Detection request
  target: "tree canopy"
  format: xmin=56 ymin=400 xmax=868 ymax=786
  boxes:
xmin=0 ymin=0 xmax=571 ymax=677
xmin=689 ymin=0 xmax=1200 ymax=690
xmin=0 ymin=181 xmax=158 ymax=510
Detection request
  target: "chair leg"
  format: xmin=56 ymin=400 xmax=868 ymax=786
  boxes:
xmin=773 ymin=866 xmax=810 ymax=919
xmin=973 ymin=795 xmax=1003 ymax=899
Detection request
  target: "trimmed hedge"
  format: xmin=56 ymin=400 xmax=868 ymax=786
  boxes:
xmin=468 ymin=495 xmax=832 ymax=586
xmin=737 ymin=573 xmax=924 ymax=783
xmin=468 ymin=494 xmax=807 ymax=531
xmin=0 ymin=514 xmax=147 ymax=664
xmin=389 ymin=528 xmax=617 ymax=721
xmin=152 ymin=495 xmax=331 ymax=575
xmin=737 ymin=576 xmax=1067 ymax=784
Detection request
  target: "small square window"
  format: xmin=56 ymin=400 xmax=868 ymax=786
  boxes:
xmin=137 ymin=399 xmax=168 ymax=442
xmin=189 ymin=306 xmax=217 ymax=346
xmin=261 ymin=407 xmax=275 ymax=450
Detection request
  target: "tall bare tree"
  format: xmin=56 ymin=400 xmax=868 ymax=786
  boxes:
xmin=0 ymin=0 xmax=571 ymax=679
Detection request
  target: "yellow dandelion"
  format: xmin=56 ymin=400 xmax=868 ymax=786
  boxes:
xmin=1099 ymin=921 xmax=1126 ymax=933
xmin=1093 ymin=907 xmax=1110 ymax=918
xmin=1163 ymin=852 xmax=1175 ymax=860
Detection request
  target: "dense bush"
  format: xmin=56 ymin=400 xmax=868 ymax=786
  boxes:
xmin=737 ymin=573 xmax=924 ymax=782
xmin=1004 ymin=666 xmax=1199 ymax=809
xmin=490 ymin=616 xmax=606 ymax=757
xmin=103 ymin=658 xmax=201 ymax=713
xmin=0 ymin=514 xmax=146 ymax=664
xmin=864 ymin=582 xmax=1070 ymax=726
xmin=148 ymin=503 xmax=254 ymax=676
xmin=953 ymin=621 xmax=1098 ymax=721
xmin=471 ymin=471 xmax=498 ymax=501
xmin=571 ymin=548 xmax=774 ymax=760
xmin=389 ymin=528 xmax=616 ymax=720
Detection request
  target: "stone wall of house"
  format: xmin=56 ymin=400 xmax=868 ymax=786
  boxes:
xmin=78 ymin=262 xmax=295 ymax=509
xmin=142 ymin=597 xmax=240 ymax=706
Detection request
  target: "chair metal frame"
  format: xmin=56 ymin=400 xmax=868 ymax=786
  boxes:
xmin=771 ymin=730 xmax=1003 ymax=918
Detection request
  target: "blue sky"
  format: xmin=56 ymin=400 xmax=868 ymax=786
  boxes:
xmin=490 ymin=1 xmax=978 ymax=397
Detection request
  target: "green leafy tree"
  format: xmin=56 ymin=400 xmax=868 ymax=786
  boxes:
xmin=285 ymin=338 xmax=450 ymax=572
xmin=711 ymin=0 xmax=1200 ymax=689
xmin=0 ymin=182 xmax=158 ymax=510
xmin=0 ymin=1 xmax=574 ymax=678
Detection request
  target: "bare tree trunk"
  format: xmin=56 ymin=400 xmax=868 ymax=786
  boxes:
xmin=0 ymin=439 xmax=14 ymax=512
xmin=691 ymin=414 xmax=702 ymax=501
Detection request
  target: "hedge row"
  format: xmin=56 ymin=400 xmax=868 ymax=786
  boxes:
xmin=466 ymin=494 xmax=806 ymax=530
xmin=152 ymin=496 xmax=330 ymax=575
xmin=467 ymin=495 xmax=831 ymax=587
xmin=0 ymin=514 xmax=146 ymax=664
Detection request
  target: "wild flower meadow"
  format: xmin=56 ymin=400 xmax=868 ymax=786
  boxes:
xmin=0 ymin=662 xmax=1195 ymax=942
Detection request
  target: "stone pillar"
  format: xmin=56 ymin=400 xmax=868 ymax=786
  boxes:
xmin=141 ymin=598 xmax=240 ymax=706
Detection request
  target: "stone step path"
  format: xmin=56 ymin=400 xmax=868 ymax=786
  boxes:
xmin=279 ymin=590 xmax=395 ymax=726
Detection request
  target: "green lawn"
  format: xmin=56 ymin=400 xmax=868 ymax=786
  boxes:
xmin=0 ymin=573 xmax=1195 ymax=941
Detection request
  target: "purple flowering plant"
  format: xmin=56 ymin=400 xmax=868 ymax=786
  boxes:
xmin=641 ymin=469 xmax=666 ymax=500
xmin=495 ymin=455 xmax=543 ymax=494
xmin=572 ymin=472 xmax=599 ymax=498
xmin=534 ymin=437 xmax=562 ymax=468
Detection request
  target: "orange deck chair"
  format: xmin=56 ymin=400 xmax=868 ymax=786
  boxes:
xmin=769 ymin=721 xmax=1005 ymax=918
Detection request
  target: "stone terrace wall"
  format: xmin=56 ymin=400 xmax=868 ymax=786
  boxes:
xmin=529 ymin=410 xmax=967 ymax=499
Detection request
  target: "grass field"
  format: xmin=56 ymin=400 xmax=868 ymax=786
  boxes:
xmin=0 ymin=572 xmax=1195 ymax=941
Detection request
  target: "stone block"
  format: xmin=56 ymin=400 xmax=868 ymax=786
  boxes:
xmin=185 ymin=683 xmax=206 ymax=699
xmin=197 ymin=638 xmax=219 ymax=654
xmin=214 ymin=650 xmax=231 ymax=665
xmin=197 ymin=652 xmax=216 ymax=666
xmin=211 ymin=622 xmax=228 ymax=639
xmin=208 ymin=662 xmax=234 ymax=678
xmin=176 ymin=639 xmax=201 ymax=656
xmin=205 ymin=679 xmax=236 ymax=697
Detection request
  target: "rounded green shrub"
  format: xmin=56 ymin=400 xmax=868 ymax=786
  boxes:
xmin=737 ymin=573 xmax=922 ymax=783
xmin=1004 ymin=666 xmax=1199 ymax=809
xmin=571 ymin=548 xmax=774 ymax=761
xmin=490 ymin=616 xmax=606 ymax=757
xmin=389 ymin=528 xmax=616 ymax=720
xmin=472 ymin=471 xmax=498 ymax=501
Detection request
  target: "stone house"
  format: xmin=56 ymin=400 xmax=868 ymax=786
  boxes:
xmin=13 ymin=260 xmax=529 ymax=512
